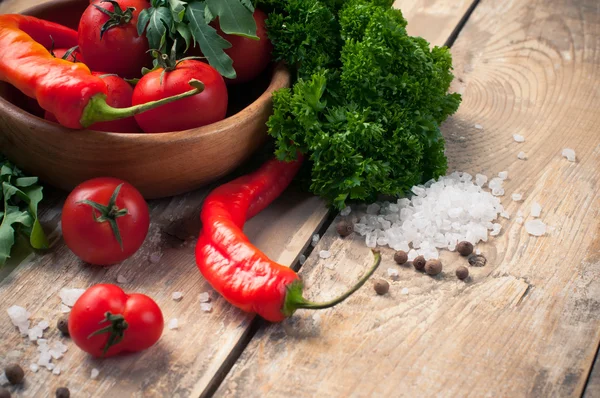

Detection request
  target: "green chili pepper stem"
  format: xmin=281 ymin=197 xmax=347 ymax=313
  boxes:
xmin=282 ymin=249 xmax=382 ymax=317
xmin=79 ymin=78 xmax=205 ymax=128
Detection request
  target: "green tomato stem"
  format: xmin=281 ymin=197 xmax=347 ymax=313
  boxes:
xmin=80 ymin=79 xmax=205 ymax=128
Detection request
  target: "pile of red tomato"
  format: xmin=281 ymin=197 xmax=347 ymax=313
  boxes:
xmin=50 ymin=0 xmax=272 ymax=133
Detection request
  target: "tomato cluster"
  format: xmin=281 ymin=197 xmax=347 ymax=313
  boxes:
xmin=47 ymin=0 xmax=273 ymax=133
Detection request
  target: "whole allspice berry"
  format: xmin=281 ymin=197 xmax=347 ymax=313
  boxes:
xmin=457 ymin=241 xmax=474 ymax=256
xmin=413 ymin=255 xmax=426 ymax=271
xmin=394 ymin=250 xmax=408 ymax=265
xmin=374 ymin=279 xmax=390 ymax=295
xmin=0 ymin=387 xmax=11 ymax=398
xmin=57 ymin=315 xmax=70 ymax=336
xmin=56 ymin=387 xmax=70 ymax=398
xmin=4 ymin=364 xmax=24 ymax=385
xmin=425 ymin=259 xmax=443 ymax=276
xmin=456 ymin=266 xmax=469 ymax=280
xmin=336 ymin=220 xmax=354 ymax=237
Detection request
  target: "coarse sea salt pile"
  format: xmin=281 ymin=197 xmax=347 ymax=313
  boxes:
xmin=353 ymin=172 xmax=507 ymax=260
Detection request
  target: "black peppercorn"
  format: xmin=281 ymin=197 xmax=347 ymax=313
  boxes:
xmin=374 ymin=279 xmax=389 ymax=295
xmin=0 ymin=387 xmax=11 ymax=398
xmin=335 ymin=220 xmax=354 ymax=237
xmin=4 ymin=364 xmax=24 ymax=385
xmin=413 ymin=255 xmax=426 ymax=271
xmin=425 ymin=259 xmax=443 ymax=276
xmin=394 ymin=250 xmax=408 ymax=265
xmin=457 ymin=241 xmax=473 ymax=256
xmin=456 ymin=266 xmax=469 ymax=280
xmin=56 ymin=387 xmax=70 ymax=398
xmin=57 ymin=316 xmax=70 ymax=336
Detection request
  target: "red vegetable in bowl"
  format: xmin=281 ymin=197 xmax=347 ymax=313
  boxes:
xmin=46 ymin=73 xmax=141 ymax=132
xmin=78 ymin=0 xmax=151 ymax=78
xmin=0 ymin=15 xmax=204 ymax=129
xmin=195 ymin=156 xmax=381 ymax=322
xmin=132 ymin=56 xmax=228 ymax=133
xmin=61 ymin=177 xmax=150 ymax=266
xmin=69 ymin=284 xmax=164 ymax=357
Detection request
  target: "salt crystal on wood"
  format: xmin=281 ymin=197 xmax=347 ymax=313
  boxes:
xmin=474 ymin=124 xmax=483 ymax=130
xmin=517 ymin=151 xmax=527 ymax=160
xmin=38 ymin=320 xmax=49 ymax=331
xmin=172 ymin=292 xmax=183 ymax=301
xmin=60 ymin=304 xmax=71 ymax=314
xmin=387 ymin=268 xmax=400 ymax=280
xmin=512 ymin=193 xmax=523 ymax=201
xmin=340 ymin=206 xmax=352 ymax=216
xmin=531 ymin=202 xmax=542 ymax=217
xmin=52 ymin=367 xmax=61 ymax=375
xmin=401 ymin=288 xmax=409 ymax=295
xmin=298 ymin=254 xmax=306 ymax=265
xmin=513 ymin=134 xmax=525 ymax=142
xmin=199 ymin=292 xmax=211 ymax=303
xmin=200 ymin=303 xmax=213 ymax=313
xmin=59 ymin=288 xmax=86 ymax=307
xmin=30 ymin=364 xmax=39 ymax=373
xmin=311 ymin=234 xmax=320 ymax=247
xmin=498 ymin=171 xmax=508 ymax=180
xmin=475 ymin=174 xmax=488 ymax=187
xmin=562 ymin=148 xmax=576 ymax=162
xmin=90 ymin=368 xmax=100 ymax=379
xmin=319 ymin=250 xmax=331 ymax=259
xmin=7 ymin=305 xmax=31 ymax=335
xmin=116 ymin=274 xmax=129 ymax=284
xmin=525 ymin=219 xmax=547 ymax=236
xmin=168 ymin=319 xmax=179 ymax=330
xmin=324 ymin=263 xmax=335 ymax=270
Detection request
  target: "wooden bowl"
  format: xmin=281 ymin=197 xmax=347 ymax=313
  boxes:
xmin=0 ymin=0 xmax=290 ymax=199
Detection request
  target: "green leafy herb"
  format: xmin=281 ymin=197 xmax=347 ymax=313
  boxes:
xmin=261 ymin=0 xmax=462 ymax=209
xmin=0 ymin=156 xmax=48 ymax=266
xmin=138 ymin=0 xmax=258 ymax=78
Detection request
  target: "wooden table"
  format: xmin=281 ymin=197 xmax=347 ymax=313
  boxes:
xmin=1 ymin=0 xmax=599 ymax=397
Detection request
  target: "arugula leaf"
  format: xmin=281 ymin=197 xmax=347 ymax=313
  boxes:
xmin=205 ymin=0 xmax=258 ymax=38
xmin=0 ymin=205 xmax=32 ymax=265
xmin=22 ymin=185 xmax=48 ymax=250
xmin=176 ymin=24 xmax=192 ymax=51
xmin=15 ymin=177 xmax=38 ymax=188
xmin=187 ymin=1 xmax=236 ymax=79
xmin=169 ymin=0 xmax=187 ymax=22
xmin=139 ymin=6 xmax=173 ymax=51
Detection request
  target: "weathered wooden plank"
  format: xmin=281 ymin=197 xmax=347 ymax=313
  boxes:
xmin=216 ymin=0 xmax=600 ymax=397
xmin=584 ymin=353 xmax=600 ymax=398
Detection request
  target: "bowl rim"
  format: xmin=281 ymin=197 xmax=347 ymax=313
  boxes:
xmin=0 ymin=0 xmax=290 ymax=142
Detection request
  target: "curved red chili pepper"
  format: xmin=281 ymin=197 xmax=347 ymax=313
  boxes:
xmin=0 ymin=15 xmax=204 ymax=129
xmin=195 ymin=156 xmax=381 ymax=322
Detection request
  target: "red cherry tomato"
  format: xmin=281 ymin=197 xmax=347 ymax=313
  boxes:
xmin=132 ymin=60 xmax=228 ymax=133
xmin=78 ymin=0 xmax=151 ymax=78
xmin=61 ymin=177 xmax=150 ymax=266
xmin=44 ymin=73 xmax=140 ymax=132
xmin=52 ymin=47 xmax=85 ymax=63
xmin=68 ymin=284 xmax=164 ymax=358
xmin=218 ymin=9 xmax=273 ymax=84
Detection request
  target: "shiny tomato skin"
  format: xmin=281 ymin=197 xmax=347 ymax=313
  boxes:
xmin=132 ymin=60 xmax=228 ymax=133
xmin=78 ymin=0 xmax=151 ymax=78
xmin=61 ymin=177 xmax=150 ymax=266
xmin=68 ymin=284 xmax=164 ymax=357
xmin=219 ymin=9 xmax=273 ymax=84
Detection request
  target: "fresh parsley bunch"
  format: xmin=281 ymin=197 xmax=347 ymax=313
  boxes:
xmin=260 ymin=0 xmax=462 ymax=209
xmin=138 ymin=0 xmax=258 ymax=79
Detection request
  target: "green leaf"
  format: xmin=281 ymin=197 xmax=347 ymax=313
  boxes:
xmin=143 ymin=7 xmax=173 ymax=51
xmin=14 ymin=177 xmax=38 ymax=188
xmin=137 ymin=8 xmax=151 ymax=36
xmin=1 ymin=165 xmax=12 ymax=178
xmin=187 ymin=2 xmax=236 ymax=79
xmin=169 ymin=0 xmax=187 ymax=22
xmin=239 ymin=0 xmax=254 ymax=13
xmin=21 ymin=185 xmax=48 ymax=249
xmin=0 ymin=205 xmax=33 ymax=265
xmin=205 ymin=0 xmax=258 ymax=39
xmin=176 ymin=23 xmax=192 ymax=51
xmin=204 ymin=4 xmax=215 ymax=22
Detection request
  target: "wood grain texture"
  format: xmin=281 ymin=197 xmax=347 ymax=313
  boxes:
xmin=216 ymin=0 xmax=600 ymax=397
xmin=0 ymin=183 xmax=328 ymax=397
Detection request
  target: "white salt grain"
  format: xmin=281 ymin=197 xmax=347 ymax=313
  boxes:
xmin=531 ymin=202 xmax=542 ymax=217
xmin=387 ymin=268 xmax=400 ymax=281
xmin=340 ymin=206 xmax=352 ymax=216
xmin=401 ymin=288 xmax=409 ymax=295
xmin=475 ymin=174 xmax=488 ymax=187
xmin=498 ymin=171 xmax=508 ymax=180
xmin=475 ymin=249 xmax=481 ymax=255
xmin=149 ymin=252 xmax=163 ymax=263
xmin=168 ymin=319 xmax=179 ymax=330
xmin=199 ymin=292 xmax=211 ymax=303
xmin=311 ymin=234 xmax=320 ymax=247
xmin=500 ymin=211 xmax=511 ymax=219
xmin=562 ymin=148 xmax=576 ymax=162
xmin=490 ymin=223 xmax=502 ymax=236
xmin=0 ymin=372 xmax=8 ymax=386
xmin=200 ymin=303 xmax=213 ymax=313
xmin=90 ymin=368 xmax=100 ymax=380
xmin=7 ymin=305 xmax=31 ymax=335
xmin=512 ymin=193 xmax=523 ymax=201
xmin=513 ymin=134 xmax=525 ymax=142
xmin=116 ymin=274 xmax=129 ymax=284
xmin=319 ymin=250 xmax=332 ymax=259
xmin=30 ymin=364 xmax=39 ymax=373
xmin=60 ymin=304 xmax=71 ymax=314
xmin=28 ymin=326 xmax=43 ymax=341
xmin=172 ymin=292 xmax=183 ymax=301
xmin=525 ymin=219 xmax=547 ymax=236
xmin=474 ymin=124 xmax=483 ymax=130
xmin=517 ymin=151 xmax=527 ymax=160
xmin=38 ymin=320 xmax=49 ymax=331
xmin=298 ymin=254 xmax=306 ymax=265
xmin=324 ymin=263 xmax=335 ymax=270
xmin=59 ymin=288 xmax=86 ymax=307
xmin=52 ymin=367 xmax=61 ymax=376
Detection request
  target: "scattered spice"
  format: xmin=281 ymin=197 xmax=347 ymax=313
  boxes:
xmin=4 ymin=364 xmax=24 ymax=385
xmin=457 ymin=241 xmax=473 ymax=256
xmin=0 ymin=387 xmax=10 ymax=398
xmin=394 ymin=250 xmax=408 ymax=265
xmin=456 ymin=266 xmax=469 ymax=280
xmin=413 ymin=256 xmax=426 ymax=272
xmin=335 ymin=220 xmax=354 ymax=237
xmin=55 ymin=387 xmax=70 ymax=398
xmin=57 ymin=316 xmax=69 ymax=336
xmin=468 ymin=254 xmax=487 ymax=267
xmin=373 ymin=279 xmax=389 ymax=295
xmin=425 ymin=260 xmax=443 ymax=276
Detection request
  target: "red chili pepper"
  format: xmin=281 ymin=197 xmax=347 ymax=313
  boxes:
xmin=195 ymin=156 xmax=381 ymax=322
xmin=0 ymin=15 xmax=204 ymax=129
